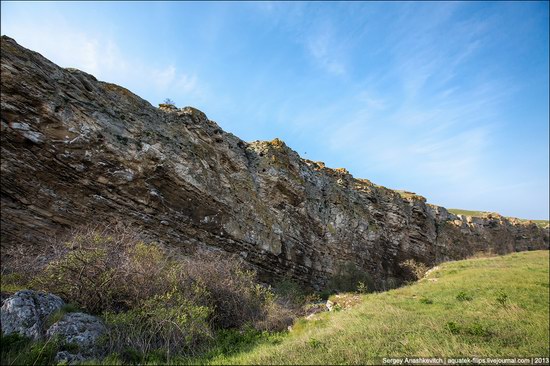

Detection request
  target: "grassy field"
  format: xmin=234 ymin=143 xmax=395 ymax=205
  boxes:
xmin=180 ymin=250 xmax=549 ymax=365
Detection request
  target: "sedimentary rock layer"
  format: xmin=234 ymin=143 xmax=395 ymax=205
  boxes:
xmin=1 ymin=36 xmax=548 ymax=289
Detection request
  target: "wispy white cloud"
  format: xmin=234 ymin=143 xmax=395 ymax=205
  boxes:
xmin=249 ymin=3 xmax=519 ymax=207
xmin=355 ymin=91 xmax=387 ymax=110
xmin=301 ymin=6 xmax=512 ymax=200
xmin=305 ymin=26 xmax=346 ymax=76
xmin=2 ymin=18 xmax=204 ymax=104
xmin=254 ymin=3 xmax=348 ymax=77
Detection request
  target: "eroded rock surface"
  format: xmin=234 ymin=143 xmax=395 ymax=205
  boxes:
xmin=0 ymin=290 xmax=64 ymax=339
xmin=1 ymin=36 xmax=548 ymax=290
xmin=46 ymin=312 xmax=106 ymax=363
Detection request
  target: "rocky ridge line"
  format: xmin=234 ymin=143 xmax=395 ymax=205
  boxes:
xmin=1 ymin=36 xmax=548 ymax=289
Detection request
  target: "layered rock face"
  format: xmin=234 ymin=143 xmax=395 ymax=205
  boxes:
xmin=1 ymin=36 xmax=548 ymax=289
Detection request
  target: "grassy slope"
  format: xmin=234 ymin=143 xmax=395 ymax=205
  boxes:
xmin=447 ymin=208 xmax=549 ymax=227
xmin=192 ymin=251 xmax=549 ymax=365
xmin=447 ymin=208 xmax=493 ymax=217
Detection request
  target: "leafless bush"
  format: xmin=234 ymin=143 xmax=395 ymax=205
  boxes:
xmin=399 ymin=258 xmax=429 ymax=281
xmin=1 ymin=240 xmax=60 ymax=274
xmin=253 ymin=300 xmax=295 ymax=332
xmin=1 ymin=239 xmax=65 ymax=293
xmin=180 ymin=252 xmax=273 ymax=329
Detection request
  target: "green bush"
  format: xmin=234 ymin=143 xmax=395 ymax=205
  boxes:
xmin=467 ymin=322 xmax=492 ymax=338
xmin=446 ymin=321 xmax=460 ymax=335
xmin=104 ymin=289 xmax=212 ymax=361
xmin=27 ymin=224 xmax=299 ymax=360
xmin=419 ymin=297 xmax=433 ymax=304
xmin=273 ymin=278 xmax=306 ymax=301
xmin=496 ymin=291 xmax=509 ymax=306
xmin=34 ymin=225 xmax=175 ymax=314
xmin=181 ymin=252 xmax=290 ymax=330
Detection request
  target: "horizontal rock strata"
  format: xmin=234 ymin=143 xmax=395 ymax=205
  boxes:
xmin=1 ymin=36 xmax=548 ymax=289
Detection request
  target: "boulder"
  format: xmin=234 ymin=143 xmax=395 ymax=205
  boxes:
xmin=304 ymin=302 xmax=327 ymax=318
xmin=46 ymin=312 xmax=106 ymax=363
xmin=1 ymin=290 xmax=65 ymax=340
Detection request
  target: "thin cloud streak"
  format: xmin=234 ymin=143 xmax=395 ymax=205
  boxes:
xmin=1 ymin=1 xmax=547 ymax=218
xmin=2 ymin=20 xmax=204 ymax=105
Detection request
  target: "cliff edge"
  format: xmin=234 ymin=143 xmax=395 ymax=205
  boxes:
xmin=1 ymin=36 xmax=548 ymax=289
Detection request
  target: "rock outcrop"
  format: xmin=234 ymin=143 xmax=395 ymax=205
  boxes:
xmin=1 ymin=290 xmax=64 ymax=340
xmin=1 ymin=36 xmax=548 ymax=290
xmin=46 ymin=312 xmax=106 ymax=363
xmin=1 ymin=290 xmax=105 ymax=363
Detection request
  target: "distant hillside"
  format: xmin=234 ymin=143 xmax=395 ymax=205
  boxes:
xmin=448 ymin=209 xmax=549 ymax=228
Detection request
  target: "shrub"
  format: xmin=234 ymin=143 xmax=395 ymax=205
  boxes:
xmin=446 ymin=321 xmax=460 ymax=335
xmin=419 ymin=297 xmax=433 ymax=304
xmin=1 ymin=241 xmax=58 ymax=293
xmin=356 ymin=281 xmax=369 ymax=294
xmin=163 ymin=98 xmax=175 ymax=106
xmin=319 ymin=289 xmax=334 ymax=301
xmin=273 ymin=278 xmax=307 ymax=303
xmin=36 ymin=224 xmax=293 ymax=330
xmin=30 ymin=224 xmax=298 ymax=359
xmin=270 ymin=278 xmax=321 ymax=320
xmin=399 ymin=258 xmax=429 ymax=281
xmin=104 ymin=289 xmax=212 ymax=361
xmin=253 ymin=299 xmax=295 ymax=332
xmin=34 ymin=224 xmax=173 ymax=314
xmin=467 ymin=322 xmax=491 ymax=337
xmin=308 ymin=337 xmax=323 ymax=349
xmin=180 ymin=252 xmax=280 ymax=330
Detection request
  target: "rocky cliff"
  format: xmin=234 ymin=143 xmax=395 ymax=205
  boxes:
xmin=1 ymin=36 xmax=548 ymax=289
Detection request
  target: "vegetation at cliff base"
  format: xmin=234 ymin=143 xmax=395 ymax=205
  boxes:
xmin=2 ymin=226 xmax=548 ymax=365
xmin=0 ymin=225 xmax=305 ymax=364
xmin=179 ymin=251 xmax=549 ymax=365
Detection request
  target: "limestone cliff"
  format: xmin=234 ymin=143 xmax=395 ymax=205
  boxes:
xmin=1 ymin=36 xmax=548 ymax=289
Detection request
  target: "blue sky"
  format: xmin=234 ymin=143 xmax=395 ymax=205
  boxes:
xmin=1 ymin=1 xmax=549 ymax=219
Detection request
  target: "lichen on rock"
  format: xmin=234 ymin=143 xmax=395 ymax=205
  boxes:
xmin=1 ymin=290 xmax=64 ymax=340
xmin=0 ymin=35 xmax=548 ymax=292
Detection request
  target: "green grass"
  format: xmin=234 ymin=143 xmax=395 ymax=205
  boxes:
xmin=0 ymin=333 xmax=60 ymax=366
xmin=0 ymin=272 xmax=31 ymax=294
xmin=448 ymin=208 xmax=549 ymax=228
xmin=516 ymin=219 xmax=550 ymax=228
xmin=394 ymin=190 xmax=426 ymax=201
xmin=175 ymin=250 xmax=549 ymax=365
xmin=447 ymin=208 xmax=492 ymax=217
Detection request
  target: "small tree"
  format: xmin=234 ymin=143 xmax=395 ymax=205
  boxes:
xmin=163 ymin=98 xmax=175 ymax=106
